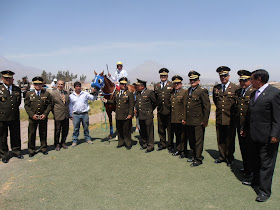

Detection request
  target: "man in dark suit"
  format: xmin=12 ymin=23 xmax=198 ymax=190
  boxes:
xmin=182 ymin=71 xmax=211 ymax=167
xmin=241 ymin=69 xmax=280 ymax=202
xmin=170 ymin=75 xmax=187 ymax=158
xmin=51 ymin=80 xmax=70 ymax=151
xmin=135 ymin=79 xmax=157 ymax=153
xmin=235 ymin=70 xmax=255 ymax=177
xmin=24 ymin=77 xmax=52 ymax=157
xmin=213 ymin=66 xmax=238 ymax=166
xmin=0 ymin=70 xmax=23 ymax=163
xmin=103 ymin=77 xmax=134 ymax=149
xmin=154 ymin=68 xmax=173 ymax=151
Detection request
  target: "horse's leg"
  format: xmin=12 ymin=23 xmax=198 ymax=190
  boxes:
xmin=106 ymin=110 xmax=113 ymax=139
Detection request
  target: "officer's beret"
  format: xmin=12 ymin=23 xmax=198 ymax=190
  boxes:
xmin=0 ymin=70 xmax=15 ymax=78
xmin=188 ymin=71 xmax=200 ymax=80
xmin=159 ymin=68 xmax=169 ymax=76
xmin=237 ymin=70 xmax=251 ymax=80
xmin=172 ymin=75 xmax=183 ymax=83
xmin=216 ymin=66 xmax=231 ymax=76
xmin=135 ymin=78 xmax=147 ymax=86
xmin=32 ymin=76 xmax=44 ymax=84
xmin=119 ymin=77 xmax=128 ymax=84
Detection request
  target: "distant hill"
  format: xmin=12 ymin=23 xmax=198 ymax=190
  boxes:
xmin=127 ymin=60 xmax=220 ymax=85
xmin=0 ymin=56 xmax=41 ymax=82
xmin=127 ymin=60 xmax=181 ymax=83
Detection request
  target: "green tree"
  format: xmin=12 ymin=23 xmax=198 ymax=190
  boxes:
xmin=80 ymin=74 xmax=87 ymax=82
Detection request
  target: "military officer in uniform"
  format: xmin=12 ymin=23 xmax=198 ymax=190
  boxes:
xmin=0 ymin=70 xmax=23 ymax=163
xmin=154 ymin=68 xmax=173 ymax=151
xmin=19 ymin=76 xmax=30 ymax=98
xmin=182 ymin=71 xmax=211 ymax=166
xmin=213 ymin=66 xmax=238 ymax=166
xmin=170 ymin=75 xmax=187 ymax=158
xmin=135 ymin=79 xmax=157 ymax=153
xmin=103 ymin=77 xmax=134 ymax=149
xmin=235 ymin=70 xmax=255 ymax=176
xmin=24 ymin=77 xmax=52 ymax=157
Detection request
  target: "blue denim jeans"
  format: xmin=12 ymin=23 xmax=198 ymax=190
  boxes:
xmin=72 ymin=113 xmax=91 ymax=143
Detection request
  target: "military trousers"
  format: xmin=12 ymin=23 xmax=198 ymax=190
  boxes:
xmin=157 ymin=113 xmax=171 ymax=148
xmin=28 ymin=118 xmax=48 ymax=154
xmin=139 ymin=119 xmax=154 ymax=150
xmin=216 ymin=124 xmax=236 ymax=162
xmin=187 ymin=125 xmax=205 ymax=163
xmin=116 ymin=119 xmax=132 ymax=147
xmin=170 ymin=123 xmax=184 ymax=152
xmin=0 ymin=120 xmax=21 ymax=159
xmin=54 ymin=118 xmax=69 ymax=146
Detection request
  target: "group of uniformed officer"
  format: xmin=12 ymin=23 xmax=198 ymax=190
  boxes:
xmin=104 ymin=66 xmax=255 ymax=170
xmin=0 ymin=71 xmax=57 ymax=163
xmin=0 ymin=67 xmax=255 ymax=171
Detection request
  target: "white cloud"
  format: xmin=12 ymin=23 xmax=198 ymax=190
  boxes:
xmin=5 ymin=40 xmax=239 ymax=59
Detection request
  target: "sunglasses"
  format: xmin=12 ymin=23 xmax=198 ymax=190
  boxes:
xmin=239 ymin=79 xmax=248 ymax=82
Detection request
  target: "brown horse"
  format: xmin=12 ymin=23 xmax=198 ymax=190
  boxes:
xmin=91 ymin=71 xmax=135 ymax=138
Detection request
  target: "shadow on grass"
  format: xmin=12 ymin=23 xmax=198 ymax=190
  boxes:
xmin=205 ymin=149 xmax=220 ymax=160
xmin=206 ymin=149 xmax=247 ymax=182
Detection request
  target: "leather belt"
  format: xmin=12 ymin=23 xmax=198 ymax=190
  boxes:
xmin=73 ymin=112 xmax=88 ymax=115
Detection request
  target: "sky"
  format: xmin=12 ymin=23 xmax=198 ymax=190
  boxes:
xmin=1 ymin=0 xmax=280 ymax=82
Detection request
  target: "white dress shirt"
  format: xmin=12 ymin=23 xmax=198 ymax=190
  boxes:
xmin=221 ymin=81 xmax=230 ymax=91
xmin=69 ymin=91 xmax=97 ymax=117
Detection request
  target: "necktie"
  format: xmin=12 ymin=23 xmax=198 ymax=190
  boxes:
xmin=37 ymin=91 xmax=40 ymax=97
xmin=222 ymin=85 xmax=225 ymax=93
xmin=7 ymin=86 xmax=12 ymax=95
xmin=162 ymin=82 xmax=165 ymax=89
xmin=61 ymin=91 xmax=66 ymax=104
xmin=254 ymin=90 xmax=260 ymax=102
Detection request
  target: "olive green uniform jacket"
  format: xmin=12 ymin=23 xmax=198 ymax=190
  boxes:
xmin=184 ymin=85 xmax=211 ymax=126
xmin=213 ymin=82 xmax=238 ymax=125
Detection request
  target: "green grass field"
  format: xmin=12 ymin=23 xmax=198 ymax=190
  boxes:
xmin=1 ymin=125 xmax=280 ymax=209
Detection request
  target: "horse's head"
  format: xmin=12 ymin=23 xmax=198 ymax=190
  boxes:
xmin=91 ymin=71 xmax=105 ymax=92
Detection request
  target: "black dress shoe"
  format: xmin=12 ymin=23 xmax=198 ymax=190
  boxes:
xmin=126 ymin=146 xmax=131 ymax=150
xmin=1 ymin=158 xmax=9 ymax=163
xmin=179 ymin=153 xmax=186 ymax=159
xmin=227 ymin=161 xmax=234 ymax=167
xmin=214 ymin=159 xmax=225 ymax=164
xmin=42 ymin=151 xmax=48 ymax=155
xmin=256 ymin=194 xmax=269 ymax=202
xmin=242 ymin=181 xmax=252 ymax=186
xmin=168 ymin=147 xmax=174 ymax=153
xmin=116 ymin=145 xmax=124 ymax=148
xmin=239 ymin=168 xmax=245 ymax=172
xmin=187 ymin=158 xmax=194 ymax=162
xmin=145 ymin=148 xmax=154 ymax=153
xmin=190 ymin=162 xmax=201 ymax=167
xmin=16 ymin=155 xmax=24 ymax=159
xmin=140 ymin=147 xmax=147 ymax=150
xmin=157 ymin=147 xmax=166 ymax=151
xmin=29 ymin=153 xmax=36 ymax=157
xmin=172 ymin=151 xmax=181 ymax=156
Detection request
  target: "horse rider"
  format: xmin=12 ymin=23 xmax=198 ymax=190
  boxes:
xmin=108 ymin=61 xmax=128 ymax=91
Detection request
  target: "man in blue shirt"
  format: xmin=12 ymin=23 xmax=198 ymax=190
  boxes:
xmin=69 ymin=81 xmax=97 ymax=147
